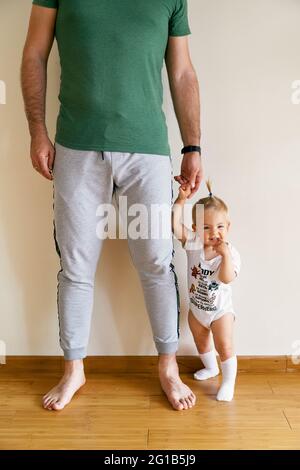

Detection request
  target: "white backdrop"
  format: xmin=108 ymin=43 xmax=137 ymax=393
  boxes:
xmin=0 ymin=0 xmax=299 ymax=356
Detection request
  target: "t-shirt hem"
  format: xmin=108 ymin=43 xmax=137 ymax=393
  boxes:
xmin=32 ymin=0 xmax=57 ymax=8
xmin=190 ymin=305 xmax=236 ymax=315
xmin=54 ymin=137 xmax=171 ymax=156
xmin=169 ymin=30 xmax=191 ymax=37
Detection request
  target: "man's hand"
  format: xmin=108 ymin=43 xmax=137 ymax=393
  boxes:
xmin=30 ymin=133 xmax=55 ymax=180
xmin=174 ymin=152 xmax=203 ymax=198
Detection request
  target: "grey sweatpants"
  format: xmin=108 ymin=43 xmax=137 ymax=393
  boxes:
xmin=52 ymin=142 xmax=180 ymax=360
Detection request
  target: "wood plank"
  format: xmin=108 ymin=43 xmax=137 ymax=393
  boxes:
xmin=287 ymin=356 xmax=300 ymax=372
xmin=268 ymin=374 xmax=300 ymax=395
xmin=238 ymin=356 xmax=287 ymax=372
xmin=148 ymin=429 xmax=300 ymax=450
xmin=283 ymin=408 xmax=300 ymax=430
xmin=0 ymin=432 xmax=31 ymax=450
xmin=28 ymin=432 xmax=148 ymax=450
xmin=1 ymin=369 xmax=300 ymax=449
xmin=149 ymin=397 xmax=290 ymax=430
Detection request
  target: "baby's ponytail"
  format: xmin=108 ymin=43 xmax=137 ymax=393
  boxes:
xmin=206 ymin=179 xmax=213 ymax=198
xmin=192 ymin=178 xmax=229 ymax=224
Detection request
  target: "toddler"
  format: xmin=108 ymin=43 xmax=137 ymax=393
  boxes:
xmin=172 ymin=180 xmax=241 ymax=401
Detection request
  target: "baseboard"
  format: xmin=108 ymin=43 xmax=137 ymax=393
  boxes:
xmin=0 ymin=355 xmax=299 ymax=373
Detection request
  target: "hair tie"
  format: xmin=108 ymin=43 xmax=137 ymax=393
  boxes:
xmin=209 ymin=192 xmax=212 ymax=197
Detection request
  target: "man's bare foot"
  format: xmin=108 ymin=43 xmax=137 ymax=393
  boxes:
xmin=42 ymin=359 xmax=86 ymax=411
xmin=158 ymin=354 xmax=196 ymax=411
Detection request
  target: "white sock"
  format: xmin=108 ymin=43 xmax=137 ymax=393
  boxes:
xmin=194 ymin=350 xmax=219 ymax=381
xmin=216 ymin=356 xmax=237 ymax=402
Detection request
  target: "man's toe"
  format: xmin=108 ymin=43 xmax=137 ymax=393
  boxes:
xmin=173 ymin=399 xmax=184 ymax=411
xmin=52 ymin=400 xmax=65 ymax=410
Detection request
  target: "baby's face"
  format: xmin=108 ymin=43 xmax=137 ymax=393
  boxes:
xmin=193 ymin=208 xmax=230 ymax=247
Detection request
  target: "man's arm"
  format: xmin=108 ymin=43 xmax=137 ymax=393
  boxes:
xmin=20 ymin=5 xmax=57 ymax=180
xmin=165 ymin=36 xmax=203 ymax=197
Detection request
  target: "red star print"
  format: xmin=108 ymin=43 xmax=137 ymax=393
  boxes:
xmin=191 ymin=266 xmax=200 ymax=278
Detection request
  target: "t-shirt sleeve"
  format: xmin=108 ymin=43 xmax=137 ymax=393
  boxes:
xmin=169 ymin=0 xmax=191 ymax=36
xmin=32 ymin=0 xmax=58 ymax=8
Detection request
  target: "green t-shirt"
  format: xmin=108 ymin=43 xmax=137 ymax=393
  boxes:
xmin=32 ymin=0 xmax=191 ymax=155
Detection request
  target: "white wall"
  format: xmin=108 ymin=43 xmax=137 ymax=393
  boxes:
xmin=0 ymin=0 xmax=299 ymax=356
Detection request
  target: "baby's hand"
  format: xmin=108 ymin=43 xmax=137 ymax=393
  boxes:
xmin=178 ymin=184 xmax=192 ymax=201
xmin=212 ymin=238 xmax=230 ymax=257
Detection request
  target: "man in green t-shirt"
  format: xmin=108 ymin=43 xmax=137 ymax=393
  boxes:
xmin=21 ymin=0 xmax=203 ymax=412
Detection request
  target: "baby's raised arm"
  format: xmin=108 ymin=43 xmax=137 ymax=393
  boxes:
xmin=172 ymin=185 xmax=192 ymax=246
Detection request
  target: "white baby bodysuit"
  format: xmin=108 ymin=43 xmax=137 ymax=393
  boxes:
xmin=183 ymin=229 xmax=241 ymax=328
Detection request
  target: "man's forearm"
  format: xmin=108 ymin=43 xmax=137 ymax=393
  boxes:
xmin=20 ymin=54 xmax=48 ymax=138
xmin=169 ymin=69 xmax=201 ymax=146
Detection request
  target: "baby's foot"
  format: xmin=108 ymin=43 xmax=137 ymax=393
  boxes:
xmin=195 ymin=350 xmax=219 ymax=381
xmin=216 ymin=381 xmax=235 ymax=401
xmin=216 ymin=356 xmax=237 ymax=401
xmin=194 ymin=367 xmax=219 ymax=381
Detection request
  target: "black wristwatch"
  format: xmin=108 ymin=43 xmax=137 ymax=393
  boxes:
xmin=181 ymin=145 xmax=201 ymax=155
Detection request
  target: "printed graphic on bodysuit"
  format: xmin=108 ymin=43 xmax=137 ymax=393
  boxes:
xmin=189 ymin=263 xmax=219 ymax=312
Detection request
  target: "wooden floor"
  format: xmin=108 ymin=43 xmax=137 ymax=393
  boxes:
xmin=1 ymin=370 xmax=300 ymax=450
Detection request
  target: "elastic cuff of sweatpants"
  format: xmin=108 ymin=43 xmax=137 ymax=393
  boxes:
xmin=63 ymin=347 xmax=87 ymax=360
xmin=155 ymin=341 xmax=178 ymax=355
